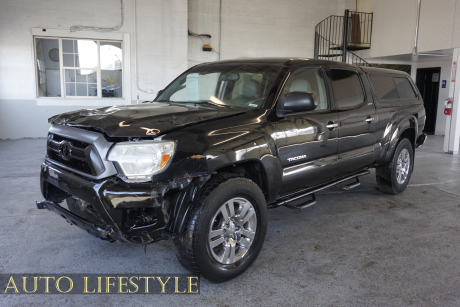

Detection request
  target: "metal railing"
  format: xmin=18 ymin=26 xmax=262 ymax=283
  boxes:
xmin=314 ymin=10 xmax=373 ymax=66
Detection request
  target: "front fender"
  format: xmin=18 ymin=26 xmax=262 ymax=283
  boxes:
xmin=162 ymin=127 xmax=281 ymax=238
xmin=203 ymin=129 xmax=281 ymax=204
xmin=377 ymin=114 xmax=418 ymax=165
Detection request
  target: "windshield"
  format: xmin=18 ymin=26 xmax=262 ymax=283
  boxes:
xmin=155 ymin=63 xmax=283 ymax=108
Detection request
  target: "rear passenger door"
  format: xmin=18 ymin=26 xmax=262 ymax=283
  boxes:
xmin=276 ymin=66 xmax=339 ymax=193
xmin=329 ymin=68 xmax=377 ymax=176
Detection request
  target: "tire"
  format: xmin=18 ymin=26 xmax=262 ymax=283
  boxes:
xmin=376 ymin=138 xmax=414 ymax=194
xmin=173 ymin=175 xmax=268 ymax=283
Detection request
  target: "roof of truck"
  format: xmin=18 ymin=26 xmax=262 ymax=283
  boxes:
xmin=194 ymin=58 xmax=411 ymax=76
xmin=196 ymin=57 xmax=353 ymax=67
xmin=359 ymin=66 xmax=410 ymax=76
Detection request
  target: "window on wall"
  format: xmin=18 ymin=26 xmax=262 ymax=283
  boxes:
xmin=35 ymin=37 xmax=123 ymax=98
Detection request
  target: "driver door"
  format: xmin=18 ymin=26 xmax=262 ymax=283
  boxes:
xmin=275 ymin=67 xmax=339 ymax=193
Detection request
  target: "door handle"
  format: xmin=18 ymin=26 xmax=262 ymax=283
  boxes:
xmin=325 ymin=122 xmax=339 ymax=130
xmin=365 ymin=117 xmax=375 ymax=123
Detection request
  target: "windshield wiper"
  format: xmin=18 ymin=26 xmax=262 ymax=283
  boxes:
xmin=155 ymin=99 xmax=173 ymax=103
xmin=194 ymin=101 xmax=233 ymax=108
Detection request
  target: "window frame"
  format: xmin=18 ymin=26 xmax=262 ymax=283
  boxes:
xmin=32 ymin=28 xmax=130 ymax=106
xmin=328 ymin=68 xmax=368 ymax=111
xmin=278 ymin=66 xmax=332 ymax=115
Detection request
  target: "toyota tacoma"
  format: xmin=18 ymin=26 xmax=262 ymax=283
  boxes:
xmin=37 ymin=58 xmax=427 ymax=283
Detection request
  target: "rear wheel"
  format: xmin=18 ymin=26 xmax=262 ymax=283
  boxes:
xmin=376 ymin=138 xmax=414 ymax=194
xmin=173 ymin=176 xmax=267 ymax=283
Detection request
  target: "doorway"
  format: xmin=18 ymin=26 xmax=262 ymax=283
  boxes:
xmin=416 ymin=67 xmax=441 ymax=134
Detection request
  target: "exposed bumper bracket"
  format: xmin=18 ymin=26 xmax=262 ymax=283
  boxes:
xmin=36 ymin=200 xmax=115 ymax=242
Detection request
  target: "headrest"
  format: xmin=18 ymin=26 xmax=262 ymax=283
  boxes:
xmin=290 ymin=79 xmax=312 ymax=92
xmin=242 ymin=80 xmax=262 ymax=98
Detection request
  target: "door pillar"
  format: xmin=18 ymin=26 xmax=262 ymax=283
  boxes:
xmin=444 ymin=48 xmax=460 ymax=154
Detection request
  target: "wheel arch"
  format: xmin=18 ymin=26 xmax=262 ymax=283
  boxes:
xmin=377 ymin=114 xmax=418 ymax=166
xmin=164 ymin=135 xmax=280 ymax=239
xmin=212 ymin=159 xmax=270 ymax=200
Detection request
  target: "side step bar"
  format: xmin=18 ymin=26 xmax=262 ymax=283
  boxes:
xmin=341 ymin=177 xmax=361 ymax=190
xmin=271 ymin=170 xmax=370 ymax=210
xmin=283 ymin=193 xmax=316 ymax=210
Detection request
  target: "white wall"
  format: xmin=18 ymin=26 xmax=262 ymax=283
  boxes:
xmin=336 ymin=0 xmax=356 ymax=15
xmin=356 ymin=0 xmax=373 ymax=13
xmin=368 ymin=0 xmax=418 ymax=58
xmin=370 ymin=0 xmax=460 ymax=58
xmin=0 ymin=0 xmax=188 ymax=139
xmin=187 ymin=0 xmax=340 ymax=67
xmin=411 ymin=60 xmax=453 ymax=136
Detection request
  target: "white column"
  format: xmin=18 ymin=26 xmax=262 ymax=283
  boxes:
xmin=444 ymin=48 xmax=460 ymax=154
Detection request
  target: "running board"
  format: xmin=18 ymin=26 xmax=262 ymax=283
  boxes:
xmin=283 ymin=194 xmax=316 ymax=210
xmin=269 ymin=170 xmax=370 ymax=209
xmin=341 ymin=177 xmax=361 ymax=190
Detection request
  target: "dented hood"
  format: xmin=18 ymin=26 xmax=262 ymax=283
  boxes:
xmin=48 ymin=103 xmax=247 ymax=138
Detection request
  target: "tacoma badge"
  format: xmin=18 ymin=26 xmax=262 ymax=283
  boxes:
xmin=287 ymin=155 xmax=307 ymax=162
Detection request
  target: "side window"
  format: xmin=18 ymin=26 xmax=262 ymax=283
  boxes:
xmin=330 ymin=69 xmax=365 ymax=109
xmin=283 ymin=68 xmax=328 ymax=110
xmin=371 ymin=75 xmax=399 ymax=100
xmin=394 ymin=77 xmax=417 ymax=98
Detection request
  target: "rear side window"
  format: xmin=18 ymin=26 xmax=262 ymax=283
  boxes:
xmin=371 ymin=75 xmax=418 ymax=100
xmin=394 ymin=77 xmax=417 ymax=98
xmin=330 ymin=69 xmax=365 ymax=109
xmin=371 ymin=75 xmax=399 ymax=100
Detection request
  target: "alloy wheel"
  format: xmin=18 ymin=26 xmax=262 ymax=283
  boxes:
xmin=208 ymin=197 xmax=257 ymax=264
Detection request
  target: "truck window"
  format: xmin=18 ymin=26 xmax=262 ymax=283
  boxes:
xmin=158 ymin=64 xmax=282 ymax=109
xmin=371 ymin=75 xmax=399 ymax=100
xmin=394 ymin=77 xmax=417 ymax=98
xmin=330 ymin=69 xmax=365 ymax=109
xmin=283 ymin=68 xmax=328 ymax=110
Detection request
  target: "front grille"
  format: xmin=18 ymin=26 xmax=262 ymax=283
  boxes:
xmin=47 ymin=133 xmax=101 ymax=176
xmin=71 ymin=148 xmax=86 ymax=159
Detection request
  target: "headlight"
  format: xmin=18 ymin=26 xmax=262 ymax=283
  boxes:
xmin=107 ymin=141 xmax=175 ymax=182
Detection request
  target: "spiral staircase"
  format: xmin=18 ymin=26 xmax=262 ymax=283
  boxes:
xmin=314 ymin=10 xmax=373 ymax=67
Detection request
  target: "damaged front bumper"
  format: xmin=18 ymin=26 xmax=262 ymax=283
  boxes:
xmin=38 ymin=161 xmax=172 ymax=244
xmin=36 ymin=200 xmax=116 ymax=242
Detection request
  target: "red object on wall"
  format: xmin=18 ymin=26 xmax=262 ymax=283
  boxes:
xmin=452 ymin=62 xmax=457 ymax=82
xmin=445 ymin=100 xmax=453 ymax=115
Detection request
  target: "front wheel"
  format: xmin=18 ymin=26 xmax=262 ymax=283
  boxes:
xmin=376 ymin=138 xmax=414 ymax=194
xmin=173 ymin=176 xmax=267 ymax=283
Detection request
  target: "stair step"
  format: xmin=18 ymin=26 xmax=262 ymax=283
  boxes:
xmin=318 ymin=54 xmax=343 ymax=57
xmin=329 ymin=44 xmax=371 ymax=51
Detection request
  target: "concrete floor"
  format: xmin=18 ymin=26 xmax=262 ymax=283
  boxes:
xmin=1 ymin=136 xmax=459 ymax=306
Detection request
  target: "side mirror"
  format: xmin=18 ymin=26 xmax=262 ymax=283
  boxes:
xmin=283 ymin=91 xmax=317 ymax=113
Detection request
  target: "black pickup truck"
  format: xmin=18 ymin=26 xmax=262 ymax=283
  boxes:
xmin=37 ymin=58 xmax=426 ymax=283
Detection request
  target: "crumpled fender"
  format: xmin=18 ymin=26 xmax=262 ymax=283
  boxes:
xmin=162 ymin=126 xmax=281 ymax=238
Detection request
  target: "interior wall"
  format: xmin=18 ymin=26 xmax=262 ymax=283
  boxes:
xmin=187 ymin=0 xmax=339 ymax=67
xmin=369 ymin=0 xmax=418 ymax=58
xmin=371 ymin=0 xmax=460 ymax=57
xmin=417 ymin=0 xmax=456 ymax=52
xmin=336 ymin=0 xmax=356 ymax=15
xmin=356 ymin=0 xmax=373 ymax=13
xmin=0 ymin=0 xmax=188 ymax=139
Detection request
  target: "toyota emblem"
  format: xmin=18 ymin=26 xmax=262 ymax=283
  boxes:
xmin=58 ymin=141 xmax=72 ymax=160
